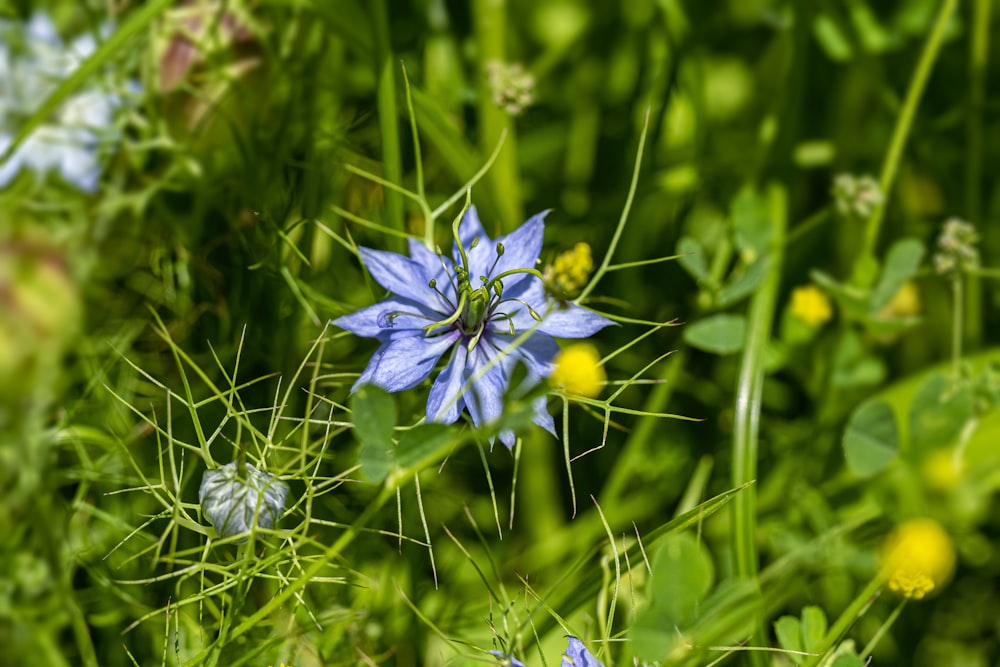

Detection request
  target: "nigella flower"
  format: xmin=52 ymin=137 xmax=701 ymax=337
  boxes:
xmin=489 ymin=651 xmax=525 ymax=667
xmin=199 ymin=461 xmax=289 ymax=542
xmin=0 ymin=13 xmax=123 ymax=192
xmin=334 ymin=205 xmax=613 ymax=448
xmin=488 ymin=636 xmax=601 ymax=666
xmin=561 ymin=636 xmax=603 ymax=667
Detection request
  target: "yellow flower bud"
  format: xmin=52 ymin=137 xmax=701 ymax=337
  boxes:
xmin=789 ymin=285 xmax=833 ymax=327
xmin=549 ymin=343 xmax=605 ymax=398
xmin=880 ymin=518 xmax=955 ymax=600
xmin=544 ymin=243 xmax=594 ymax=297
xmin=922 ymin=449 xmax=963 ymax=491
xmin=878 ymin=281 xmax=921 ymax=319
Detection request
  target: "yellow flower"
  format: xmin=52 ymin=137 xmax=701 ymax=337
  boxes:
xmin=549 ymin=343 xmax=606 ymax=398
xmin=922 ymin=449 xmax=963 ymax=490
xmin=544 ymin=242 xmax=594 ymax=297
xmin=789 ymin=285 xmax=833 ymax=327
xmin=878 ymin=281 xmax=921 ymax=319
xmin=880 ymin=518 xmax=955 ymax=599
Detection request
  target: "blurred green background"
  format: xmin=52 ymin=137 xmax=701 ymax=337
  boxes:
xmin=1 ymin=0 xmax=999 ymax=665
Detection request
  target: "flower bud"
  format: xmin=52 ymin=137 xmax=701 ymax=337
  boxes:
xmin=880 ymin=518 xmax=955 ymax=599
xmin=199 ymin=461 xmax=289 ymax=542
xmin=549 ymin=343 xmax=606 ymax=398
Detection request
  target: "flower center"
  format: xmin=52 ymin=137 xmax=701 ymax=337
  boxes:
xmin=419 ymin=211 xmax=545 ymax=350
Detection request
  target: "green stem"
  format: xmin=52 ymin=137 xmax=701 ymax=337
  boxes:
xmin=371 ymin=0 xmax=405 ymax=252
xmin=803 ymin=576 xmax=883 ymax=667
xmin=600 ymin=349 xmax=684 ymax=506
xmin=731 ymin=184 xmax=787 ymax=664
xmin=577 ymin=109 xmax=650 ymax=303
xmin=965 ymin=0 xmax=990 ymax=350
xmin=860 ymin=598 xmax=906 ymax=659
xmin=854 ymin=0 xmax=958 ymax=286
xmin=473 ymin=0 xmax=522 ymax=231
xmin=518 ymin=429 xmax=564 ymax=563
xmin=952 ymin=275 xmax=964 ymax=378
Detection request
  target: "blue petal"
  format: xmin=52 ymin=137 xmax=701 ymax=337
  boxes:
xmin=561 ymin=636 xmax=604 ymax=667
xmin=464 ymin=347 xmax=507 ymax=430
xmin=333 ymin=296 xmax=441 ymax=339
xmin=488 ymin=651 xmax=526 ymax=667
xmin=408 ymin=237 xmax=453 ymax=283
xmin=504 ymin=333 xmax=559 ymax=380
xmin=456 ymin=205 xmax=488 ymax=255
xmin=539 ymin=303 xmax=615 ymax=338
xmin=359 ymin=247 xmax=435 ymax=305
xmin=532 ymin=395 xmax=555 ymax=436
xmin=426 ymin=343 xmax=469 ymax=423
xmin=355 ymin=332 xmax=457 ymax=393
xmin=490 ymin=210 xmax=548 ymax=280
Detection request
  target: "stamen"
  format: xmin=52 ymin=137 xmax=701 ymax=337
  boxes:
xmin=466 ymin=319 xmax=487 ymax=351
xmin=435 ymin=248 xmax=460 ymax=296
xmin=490 ymin=297 xmax=543 ymax=323
xmin=488 ymin=310 xmax=517 ymax=336
xmin=428 ymin=278 xmax=456 ymax=311
xmin=425 ymin=289 xmax=468 ymax=335
xmin=486 ymin=242 xmax=504 ymax=277
xmin=490 ymin=266 xmax=546 ymax=284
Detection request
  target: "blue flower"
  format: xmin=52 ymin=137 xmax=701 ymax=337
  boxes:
xmin=0 ymin=13 xmax=122 ymax=192
xmin=489 ymin=651 xmax=526 ymax=667
xmin=561 ymin=636 xmax=603 ymax=667
xmin=334 ymin=205 xmax=613 ymax=448
xmin=488 ymin=635 xmax=602 ymax=666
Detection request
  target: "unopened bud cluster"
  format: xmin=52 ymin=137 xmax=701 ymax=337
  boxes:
xmin=485 ymin=60 xmax=536 ymax=115
xmin=832 ymin=173 xmax=884 ymax=219
xmin=933 ymin=218 xmax=979 ymax=275
xmin=544 ymin=242 xmax=593 ymax=298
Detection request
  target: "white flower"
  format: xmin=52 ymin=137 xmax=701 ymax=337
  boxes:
xmin=0 ymin=13 xmax=122 ymax=192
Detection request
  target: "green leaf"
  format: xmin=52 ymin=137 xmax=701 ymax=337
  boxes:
xmin=831 ymin=653 xmax=865 ymax=667
xmin=631 ymin=604 xmax=683 ymax=663
xmin=774 ymin=616 xmax=804 ymax=664
xmin=813 ymin=13 xmax=854 ymax=61
xmin=731 ymin=186 xmax=772 ymax=260
xmin=650 ymin=533 xmax=715 ymax=626
xmin=908 ymin=372 xmax=974 ymax=452
xmin=684 ymin=314 xmax=747 ymax=355
xmin=718 ymin=256 xmax=770 ymax=307
xmin=395 ymin=423 xmax=457 ymax=470
xmin=831 ymin=329 xmax=886 ymax=388
xmin=350 ymin=384 xmax=398 ymax=483
xmin=801 ymin=606 xmax=828 ymax=654
xmin=870 ymin=238 xmax=925 ymax=311
xmin=678 ymin=236 xmax=710 ymax=284
xmin=810 ymin=270 xmax=869 ymax=319
xmin=632 ymin=533 xmax=715 ymax=663
xmin=843 ymin=399 xmax=899 ymax=477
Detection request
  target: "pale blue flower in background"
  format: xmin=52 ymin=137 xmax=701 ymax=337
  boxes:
xmin=561 ymin=636 xmax=603 ymax=667
xmin=334 ymin=205 xmax=613 ymax=448
xmin=488 ymin=635 xmax=602 ymax=666
xmin=0 ymin=13 xmax=121 ymax=192
xmin=488 ymin=651 xmax=526 ymax=667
